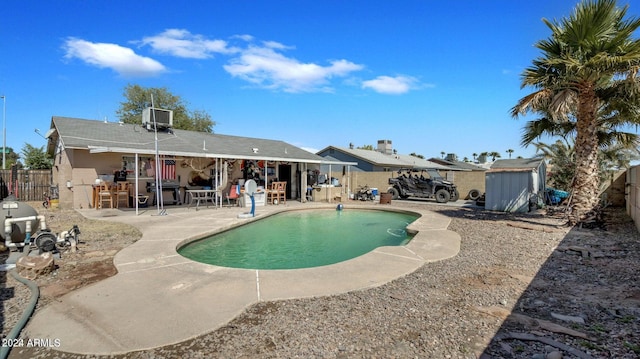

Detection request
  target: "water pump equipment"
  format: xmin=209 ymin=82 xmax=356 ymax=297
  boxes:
xmin=1 ymin=196 xmax=81 ymax=255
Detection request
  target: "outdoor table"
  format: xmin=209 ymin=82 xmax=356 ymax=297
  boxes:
xmin=186 ymin=189 xmax=218 ymax=210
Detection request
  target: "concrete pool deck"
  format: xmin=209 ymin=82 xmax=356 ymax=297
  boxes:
xmin=24 ymin=201 xmax=461 ymax=355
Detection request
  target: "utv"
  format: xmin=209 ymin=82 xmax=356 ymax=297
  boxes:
xmin=387 ymin=168 xmax=459 ymax=203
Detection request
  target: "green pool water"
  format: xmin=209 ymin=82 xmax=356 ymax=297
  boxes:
xmin=178 ymin=209 xmax=418 ymax=269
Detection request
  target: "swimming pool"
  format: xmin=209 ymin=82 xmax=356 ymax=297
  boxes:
xmin=178 ymin=209 xmax=419 ymax=269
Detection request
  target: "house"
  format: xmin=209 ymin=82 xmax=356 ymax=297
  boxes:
xmin=428 ymin=154 xmax=488 ymax=172
xmin=317 ymin=140 xmax=490 ymax=199
xmin=485 ymin=158 xmax=547 ymax=213
xmin=317 ymin=140 xmax=450 ymax=172
xmin=45 ymin=116 xmax=351 ymax=209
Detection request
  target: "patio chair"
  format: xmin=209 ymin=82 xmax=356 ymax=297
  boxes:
xmin=267 ymin=181 xmax=278 ymax=204
xmin=224 ymin=185 xmax=239 ymax=206
xmin=115 ymin=181 xmax=130 ymax=208
xmin=98 ymin=181 xmax=114 ymax=209
xmin=274 ymin=181 xmax=286 ymax=204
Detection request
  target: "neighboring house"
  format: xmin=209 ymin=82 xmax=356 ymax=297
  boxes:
xmin=485 ymin=158 xmax=547 ymax=213
xmin=316 ymin=140 xmax=491 ymax=199
xmin=428 ymin=156 xmax=488 ymax=172
xmin=45 ymin=116 xmax=350 ymax=209
xmin=317 ymin=140 xmax=450 ymax=172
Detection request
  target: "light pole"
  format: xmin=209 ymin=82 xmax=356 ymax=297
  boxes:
xmin=1 ymin=95 xmax=4 ymax=170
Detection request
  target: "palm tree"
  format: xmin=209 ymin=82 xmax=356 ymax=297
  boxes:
xmin=472 ymin=153 xmax=478 ymax=162
xmin=520 ymin=104 xmax=640 ymax=149
xmin=535 ymin=138 xmax=639 ymax=192
xmin=533 ymin=140 xmax=576 ymax=191
xmin=506 ymin=149 xmax=514 ymax=159
xmin=488 ymin=151 xmax=501 ymax=161
xmin=511 ymin=0 xmax=640 ymax=223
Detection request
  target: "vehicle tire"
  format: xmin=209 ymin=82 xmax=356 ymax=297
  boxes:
xmin=468 ymin=189 xmax=481 ymax=201
xmin=449 ymin=189 xmax=459 ymax=202
xmin=387 ymin=187 xmax=400 ymax=200
xmin=435 ymin=189 xmax=450 ymax=203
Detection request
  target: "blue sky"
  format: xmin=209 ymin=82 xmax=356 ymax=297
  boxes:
xmin=2 ymin=0 xmax=636 ymax=162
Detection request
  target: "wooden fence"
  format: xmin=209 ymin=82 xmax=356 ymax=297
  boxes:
xmin=0 ymin=169 xmax=54 ymax=202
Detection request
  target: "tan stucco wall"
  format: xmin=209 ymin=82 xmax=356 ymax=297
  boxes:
xmin=442 ymin=170 xmax=486 ymax=199
xmin=602 ymin=170 xmax=626 ymax=207
xmin=328 ymin=170 xmax=486 ymax=200
xmin=626 ymin=166 xmax=640 ymax=231
xmin=54 ymin=150 xmax=130 ymax=209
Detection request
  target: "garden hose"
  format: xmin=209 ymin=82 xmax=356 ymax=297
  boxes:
xmin=0 ymin=269 xmax=40 ymax=359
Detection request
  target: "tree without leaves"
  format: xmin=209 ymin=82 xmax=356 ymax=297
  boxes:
xmin=116 ymin=84 xmax=216 ymax=133
xmin=511 ymin=0 xmax=640 ymax=224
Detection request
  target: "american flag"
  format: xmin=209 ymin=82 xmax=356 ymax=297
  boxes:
xmin=160 ymin=156 xmax=176 ymax=180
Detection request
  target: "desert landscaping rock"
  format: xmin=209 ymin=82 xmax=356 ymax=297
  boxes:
xmin=1 ymin=201 xmax=639 ymax=358
xmin=16 ymin=252 xmax=55 ymax=280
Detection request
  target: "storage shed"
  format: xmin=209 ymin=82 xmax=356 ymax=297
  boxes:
xmin=485 ymin=158 xmax=546 ymax=213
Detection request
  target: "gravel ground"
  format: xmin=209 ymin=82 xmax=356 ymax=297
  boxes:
xmin=1 ymin=201 xmax=639 ymax=358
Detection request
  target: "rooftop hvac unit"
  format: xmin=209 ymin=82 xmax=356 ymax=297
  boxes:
xmin=142 ymin=107 xmax=173 ymax=129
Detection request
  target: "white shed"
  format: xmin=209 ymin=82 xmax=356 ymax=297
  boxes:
xmin=485 ymin=158 xmax=547 ymax=213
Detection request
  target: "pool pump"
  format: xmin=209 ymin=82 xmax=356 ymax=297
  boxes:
xmin=1 ymin=196 xmax=81 ymax=255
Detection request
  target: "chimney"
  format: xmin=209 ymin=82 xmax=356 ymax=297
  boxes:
xmin=377 ymin=140 xmax=393 ymax=155
xmin=445 ymin=153 xmax=457 ymax=162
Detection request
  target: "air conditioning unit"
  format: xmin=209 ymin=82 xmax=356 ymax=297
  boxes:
xmin=142 ymin=107 xmax=173 ymax=129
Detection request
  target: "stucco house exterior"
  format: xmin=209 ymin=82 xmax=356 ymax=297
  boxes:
xmin=317 ymin=140 xmax=450 ymax=172
xmin=45 ymin=116 xmax=351 ymax=209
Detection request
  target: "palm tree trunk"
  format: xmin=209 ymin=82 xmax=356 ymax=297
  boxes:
xmin=570 ymin=84 xmax=601 ymax=224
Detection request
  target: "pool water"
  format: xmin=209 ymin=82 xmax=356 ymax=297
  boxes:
xmin=178 ymin=209 xmax=418 ymax=269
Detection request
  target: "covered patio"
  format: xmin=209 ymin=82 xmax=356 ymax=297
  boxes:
xmin=45 ymin=116 xmax=355 ymax=211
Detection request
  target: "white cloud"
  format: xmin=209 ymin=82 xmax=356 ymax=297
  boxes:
xmin=63 ymin=38 xmax=166 ymax=77
xmin=362 ymin=75 xmax=419 ymax=94
xmin=301 ymin=146 xmax=319 ymax=154
xmin=232 ymin=34 xmax=254 ymax=42
xmin=139 ymin=29 xmax=238 ymax=59
xmin=223 ymin=43 xmax=364 ymax=93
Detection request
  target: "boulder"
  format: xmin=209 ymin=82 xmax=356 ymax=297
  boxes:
xmin=16 ymin=252 xmax=55 ymax=280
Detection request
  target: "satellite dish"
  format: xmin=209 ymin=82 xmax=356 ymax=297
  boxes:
xmin=244 ymin=179 xmax=257 ymax=195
